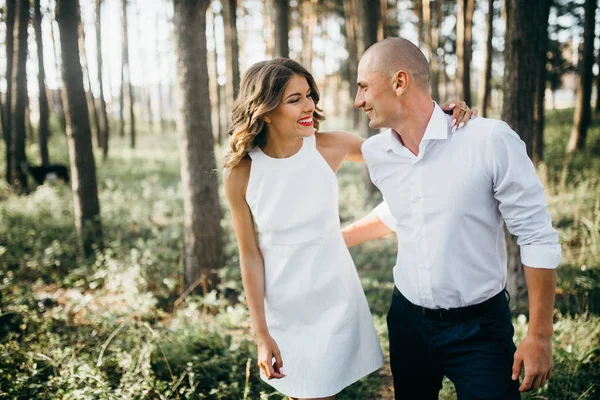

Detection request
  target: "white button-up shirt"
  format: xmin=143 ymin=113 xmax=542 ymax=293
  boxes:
xmin=363 ymin=103 xmax=561 ymax=309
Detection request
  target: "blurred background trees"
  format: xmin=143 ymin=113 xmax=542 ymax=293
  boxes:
xmin=1 ymin=0 xmax=599 ymax=398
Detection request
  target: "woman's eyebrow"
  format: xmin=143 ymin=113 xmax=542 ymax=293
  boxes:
xmin=284 ymin=89 xmax=311 ymax=100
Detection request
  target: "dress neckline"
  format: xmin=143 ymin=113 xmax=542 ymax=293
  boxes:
xmin=256 ymin=137 xmax=306 ymax=161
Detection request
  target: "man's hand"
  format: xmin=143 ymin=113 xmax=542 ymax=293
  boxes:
xmin=257 ymin=335 xmax=285 ymax=380
xmin=512 ymin=334 xmax=553 ymax=391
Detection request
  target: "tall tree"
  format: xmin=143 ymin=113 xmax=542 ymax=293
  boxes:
xmin=423 ymin=0 xmax=441 ymax=102
xmin=96 ymin=0 xmax=110 ymax=159
xmin=567 ymin=0 xmax=597 ymax=152
xmin=456 ymin=0 xmax=475 ymax=106
xmin=33 ymin=0 xmax=50 ymax=166
xmin=173 ymin=0 xmax=223 ymax=292
xmin=10 ymin=0 xmax=29 ymax=192
xmin=342 ymin=0 xmax=360 ymax=128
xmin=532 ymin=0 xmax=551 ymax=164
xmin=50 ymin=16 xmax=67 ymax=132
xmin=78 ymin=13 xmax=101 ymax=150
xmin=478 ymin=0 xmax=494 ymax=116
xmin=120 ymin=0 xmax=135 ymax=148
xmin=56 ymin=0 xmax=104 ymax=255
xmin=301 ymin=0 xmax=318 ymax=69
xmin=414 ymin=0 xmax=424 ymax=47
xmin=502 ymin=0 xmax=547 ymax=309
xmin=223 ymin=0 xmax=240 ymax=128
xmin=3 ymin=0 xmax=16 ymax=183
xmin=273 ymin=0 xmax=289 ymax=58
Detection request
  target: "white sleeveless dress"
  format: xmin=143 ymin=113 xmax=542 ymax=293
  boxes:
xmin=246 ymin=135 xmax=384 ymax=398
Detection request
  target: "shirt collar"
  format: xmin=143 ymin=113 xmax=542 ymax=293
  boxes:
xmin=386 ymin=102 xmax=450 ymax=152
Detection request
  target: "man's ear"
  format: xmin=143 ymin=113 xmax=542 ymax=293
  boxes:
xmin=393 ymin=70 xmax=409 ymax=95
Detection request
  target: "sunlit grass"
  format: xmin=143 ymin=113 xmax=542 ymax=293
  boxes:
xmin=0 ymin=109 xmax=599 ymax=398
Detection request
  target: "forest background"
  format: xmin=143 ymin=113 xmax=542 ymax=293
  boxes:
xmin=0 ymin=0 xmax=599 ymax=398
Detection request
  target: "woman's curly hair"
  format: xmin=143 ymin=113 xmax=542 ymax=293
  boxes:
xmin=223 ymin=58 xmax=325 ymax=171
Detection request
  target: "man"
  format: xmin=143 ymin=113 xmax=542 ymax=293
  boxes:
xmin=342 ymin=38 xmax=561 ymax=400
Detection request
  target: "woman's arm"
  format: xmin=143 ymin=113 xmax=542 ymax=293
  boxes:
xmin=223 ymin=159 xmax=284 ymax=380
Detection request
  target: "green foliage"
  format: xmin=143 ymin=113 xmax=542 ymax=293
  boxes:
xmin=0 ymin=109 xmax=599 ymax=399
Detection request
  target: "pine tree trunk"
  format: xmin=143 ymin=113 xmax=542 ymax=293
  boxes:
xmin=274 ymin=0 xmax=289 ymax=58
xmin=78 ymin=15 xmax=101 ymax=150
xmin=96 ymin=0 xmax=110 ymax=159
xmin=56 ymin=0 xmax=104 ymax=255
xmin=532 ymin=0 xmax=550 ymax=165
xmin=456 ymin=0 xmax=474 ymax=106
xmin=414 ymin=0 xmax=424 ymax=47
xmin=10 ymin=0 xmax=29 ymax=192
xmin=173 ymin=0 xmax=224 ymax=293
xmin=263 ymin=0 xmax=275 ymax=58
xmin=301 ymin=0 xmax=318 ymax=69
xmin=502 ymin=0 xmax=547 ymax=311
xmin=343 ymin=0 xmax=360 ymax=128
xmin=3 ymin=0 xmax=15 ymax=183
xmin=50 ymin=16 xmax=67 ymax=133
xmin=33 ymin=0 xmax=50 ymax=166
xmin=423 ymin=0 xmax=440 ymax=102
xmin=120 ymin=0 xmax=135 ymax=148
xmin=567 ymin=0 xmax=596 ymax=152
xmin=478 ymin=0 xmax=494 ymax=116
xmin=223 ymin=0 xmax=240 ymax=123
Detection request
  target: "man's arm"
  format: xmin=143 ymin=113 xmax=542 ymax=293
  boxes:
xmin=342 ymin=201 xmax=396 ymax=247
xmin=488 ymin=122 xmax=561 ymax=392
xmin=511 ymin=267 xmax=556 ymax=391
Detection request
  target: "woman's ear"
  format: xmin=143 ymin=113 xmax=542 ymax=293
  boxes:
xmin=264 ymin=114 xmax=272 ymax=124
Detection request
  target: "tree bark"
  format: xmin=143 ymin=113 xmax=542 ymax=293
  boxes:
xmin=414 ymin=0 xmax=424 ymax=47
xmin=301 ymin=0 xmax=318 ymax=69
xmin=10 ymin=0 xmax=29 ymax=192
xmin=273 ymin=0 xmax=289 ymax=58
xmin=33 ymin=0 xmax=50 ymax=166
xmin=456 ymin=0 xmax=474 ymax=106
xmin=120 ymin=0 xmax=135 ymax=148
xmin=223 ymin=0 xmax=240 ymax=127
xmin=478 ymin=0 xmax=494 ymax=117
xmin=173 ymin=0 xmax=223 ymax=293
xmin=96 ymin=0 xmax=110 ymax=159
xmin=502 ymin=0 xmax=548 ymax=310
xmin=3 ymin=0 xmax=16 ymax=183
xmin=78 ymin=14 xmax=101 ymax=151
xmin=56 ymin=0 xmax=104 ymax=255
xmin=342 ymin=0 xmax=360 ymax=128
xmin=567 ymin=0 xmax=596 ymax=152
xmin=50 ymin=15 xmax=67 ymax=133
xmin=423 ymin=0 xmax=440 ymax=102
xmin=532 ymin=0 xmax=550 ymax=164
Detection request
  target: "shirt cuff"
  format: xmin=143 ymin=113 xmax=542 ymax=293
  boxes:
xmin=373 ymin=201 xmax=396 ymax=231
xmin=520 ymin=244 xmax=562 ymax=269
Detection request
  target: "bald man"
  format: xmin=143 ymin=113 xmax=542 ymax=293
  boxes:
xmin=342 ymin=38 xmax=560 ymax=400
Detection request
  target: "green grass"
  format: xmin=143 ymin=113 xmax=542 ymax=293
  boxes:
xmin=0 ymin=108 xmax=599 ymax=399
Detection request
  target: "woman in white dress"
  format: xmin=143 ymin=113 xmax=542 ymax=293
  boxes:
xmin=223 ymin=58 xmax=473 ymax=400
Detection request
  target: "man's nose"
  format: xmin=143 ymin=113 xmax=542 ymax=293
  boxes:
xmin=354 ymin=92 xmax=364 ymax=109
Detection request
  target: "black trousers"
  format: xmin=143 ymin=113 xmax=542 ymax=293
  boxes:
xmin=387 ymin=288 xmax=521 ymax=400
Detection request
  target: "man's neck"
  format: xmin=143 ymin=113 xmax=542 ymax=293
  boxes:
xmin=390 ymin=95 xmax=434 ymax=156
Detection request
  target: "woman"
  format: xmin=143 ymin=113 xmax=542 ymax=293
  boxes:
xmin=223 ymin=58 xmax=474 ymax=400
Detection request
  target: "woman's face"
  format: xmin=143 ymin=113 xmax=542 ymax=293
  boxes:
xmin=265 ymin=74 xmax=316 ymax=139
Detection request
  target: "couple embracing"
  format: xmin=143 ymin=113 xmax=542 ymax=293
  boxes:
xmin=223 ymin=38 xmax=560 ymax=400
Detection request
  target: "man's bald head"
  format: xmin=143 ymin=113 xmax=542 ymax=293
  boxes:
xmin=362 ymin=37 xmax=430 ymax=89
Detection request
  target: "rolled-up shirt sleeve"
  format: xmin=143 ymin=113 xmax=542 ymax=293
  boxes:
xmin=373 ymin=199 xmax=396 ymax=231
xmin=489 ymin=122 xmax=561 ymax=269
